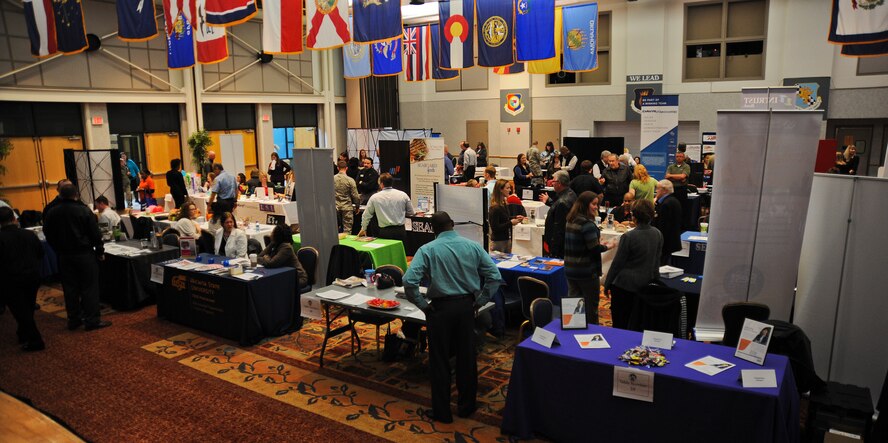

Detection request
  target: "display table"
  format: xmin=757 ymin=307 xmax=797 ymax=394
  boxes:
xmin=491 ymin=255 xmax=569 ymax=305
xmin=157 ymin=219 xmax=276 ymax=247
xmin=520 ymin=200 xmax=549 ymax=222
xmin=511 ymin=224 xmax=624 ymax=279
xmin=293 ymin=234 xmax=408 ymax=271
xmin=502 ymin=323 xmax=799 ymax=442
xmin=157 ymin=254 xmax=298 ymax=345
xmin=236 ymin=198 xmax=299 ymax=225
xmin=672 ymin=231 xmax=708 ymax=275
xmin=661 ymin=272 xmax=703 ymax=334
xmin=405 ymin=215 xmax=435 ymax=256
xmin=100 ymin=241 xmax=180 ymax=310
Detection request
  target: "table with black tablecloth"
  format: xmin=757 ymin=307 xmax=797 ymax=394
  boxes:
xmin=502 ymin=323 xmax=799 ymax=442
xmin=661 ymin=272 xmax=703 ymax=334
xmin=157 ymin=254 xmax=298 ymax=345
xmin=99 ymin=241 xmax=180 ymax=310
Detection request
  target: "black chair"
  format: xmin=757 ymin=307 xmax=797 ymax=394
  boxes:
xmin=296 ymin=246 xmax=319 ymax=290
xmin=131 ymin=216 xmax=155 ymax=239
xmin=628 ymin=280 xmax=688 ymax=339
xmin=325 ymin=244 xmax=373 ymax=285
xmin=721 ymin=302 xmax=770 ymax=348
xmin=763 ymin=320 xmax=825 ymax=394
xmin=197 ymin=231 xmax=215 ymax=254
xmin=502 ymin=289 xmax=522 ymax=325
xmin=161 ymin=232 xmax=179 ymax=247
xmin=517 ymin=276 xmax=549 ymax=320
xmin=247 ymin=238 xmax=263 ymax=255
xmin=374 ymin=264 xmax=404 ymax=286
xmin=518 ymin=298 xmax=554 ymax=342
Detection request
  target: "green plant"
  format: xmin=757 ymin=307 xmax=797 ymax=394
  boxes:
xmin=0 ymin=137 xmax=11 ymax=177
xmin=188 ymin=129 xmax=213 ymax=170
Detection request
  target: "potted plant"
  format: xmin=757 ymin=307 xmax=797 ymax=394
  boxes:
xmin=0 ymin=138 xmax=12 ymax=186
xmin=187 ymin=129 xmax=213 ymax=172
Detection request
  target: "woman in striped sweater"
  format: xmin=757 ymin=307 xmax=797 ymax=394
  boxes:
xmin=564 ymin=191 xmax=614 ymax=325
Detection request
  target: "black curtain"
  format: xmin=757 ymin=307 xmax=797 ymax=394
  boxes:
xmin=359 ymin=76 xmax=399 ymax=128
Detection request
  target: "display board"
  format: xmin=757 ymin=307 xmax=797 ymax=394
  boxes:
xmin=562 ymin=136 xmax=624 ymax=175
xmin=64 ymin=149 xmax=122 ymax=208
xmin=378 ymin=140 xmax=410 ymax=195
xmin=346 ymin=128 xmax=433 ymax=169
xmin=293 ymin=148 xmax=339 ymax=282
xmin=409 ymin=138 xmax=444 ymax=212
xmin=640 ymin=95 xmax=679 ymax=180
xmin=434 ymin=183 xmax=487 ymax=248
xmin=219 ymin=134 xmax=246 ymax=176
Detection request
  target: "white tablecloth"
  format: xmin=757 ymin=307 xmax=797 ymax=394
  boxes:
xmin=521 ymin=200 xmax=549 ymax=223
xmin=496 ymin=166 xmax=514 ymax=180
xmin=510 ymin=223 xmax=626 ymax=278
xmin=156 ymin=219 xmax=276 ymax=247
xmin=187 ymin=193 xmax=298 ymax=225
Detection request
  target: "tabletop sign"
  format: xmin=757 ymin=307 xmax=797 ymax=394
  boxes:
xmin=613 ymin=366 xmax=654 ymax=402
xmin=561 ymin=298 xmax=587 ymax=329
xmin=734 ymin=318 xmax=773 ymax=365
xmin=300 ymin=294 xmax=323 ymax=320
xmin=150 ymin=264 xmax=164 ymax=284
xmin=531 ymin=327 xmax=560 ymax=348
xmin=259 ymin=204 xmax=276 ymax=212
xmin=179 ymin=236 xmax=197 ymax=259
xmin=522 ymin=189 xmax=534 ymax=200
xmin=641 ymin=330 xmax=674 ymax=350
xmin=741 ymin=369 xmax=777 ymax=388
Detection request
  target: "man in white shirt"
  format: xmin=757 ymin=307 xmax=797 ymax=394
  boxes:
xmin=358 ymin=173 xmax=421 ymax=241
xmin=94 ymin=196 xmax=120 ymax=229
xmin=462 ymin=142 xmax=477 ymax=182
xmin=592 ymin=150 xmax=612 ymax=179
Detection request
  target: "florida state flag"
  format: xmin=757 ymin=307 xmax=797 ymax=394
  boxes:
xmin=305 ymin=0 xmax=350 ymax=49
xmin=262 ymin=0 xmax=303 ymax=54
xmin=196 ymin=0 xmax=228 ymax=64
xmin=24 ymin=0 xmax=57 ymax=57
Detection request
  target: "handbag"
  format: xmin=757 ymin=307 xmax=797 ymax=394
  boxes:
xmin=374 ymin=273 xmax=395 ymax=290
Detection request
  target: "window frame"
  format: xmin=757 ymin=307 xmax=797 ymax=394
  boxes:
xmin=683 ymin=0 xmax=769 ymax=82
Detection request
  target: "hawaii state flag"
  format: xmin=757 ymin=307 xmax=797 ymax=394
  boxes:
xmin=515 ymin=0 xmax=555 ymax=61
xmin=24 ymin=0 xmax=57 ymax=57
xmin=52 ymin=0 xmax=88 ymax=54
xmin=493 ymin=61 xmax=524 ymax=74
xmin=562 ymin=3 xmax=598 ymax=72
xmin=205 ymin=0 xmax=257 ymax=26
xmin=163 ymin=0 xmax=195 ymax=69
xmin=353 ymin=0 xmax=402 ymax=43
xmin=371 ymin=38 xmax=402 ymax=76
xmin=403 ymin=25 xmax=430 ymax=81
xmin=343 ymin=40 xmax=371 ymax=78
xmin=262 ymin=0 xmax=303 ymax=54
xmin=439 ymin=0 xmax=474 ymax=69
xmin=117 ymin=0 xmax=159 ymax=42
xmin=430 ymin=23 xmax=459 ymax=80
xmin=196 ymin=0 xmax=228 ymax=64
xmin=306 ymin=0 xmax=351 ymax=49
xmin=527 ymin=6 xmax=561 ymax=74
xmin=477 ymin=0 xmax=514 ymax=67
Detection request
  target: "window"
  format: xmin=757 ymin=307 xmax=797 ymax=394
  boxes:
xmin=858 ymin=57 xmax=888 ymax=76
xmin=684 ymin=0 xmax=768 ymax=81
xmin=272 ymin=104 xmax=319 ymax=159
xmin=202 ymin=104 xmax=256 ymax=131
xmin=546 ymin=12 xmax=611 ymax=87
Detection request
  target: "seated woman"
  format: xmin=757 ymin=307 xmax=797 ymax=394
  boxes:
xmin=258 ymin=224 xmax=309 ymax=290
xmin=236 ymin=173 xmax=249 ymax=195
xmin=245 ymin=169 xmax=261 ymax=194
xmin=213 ymin=212 xmax=248 ymax=258
xmin=174 ymin=200 xmax=202 ymax=237
xmin=136 ymin=170 xmax=155 ymax=205
xmin=254 ymin=171 xmax=273 ymax=199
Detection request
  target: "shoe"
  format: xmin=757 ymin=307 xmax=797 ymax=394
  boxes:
xmin=421 ymin=408 xmax=453 ymax=424
xmin=67 ymin=320 xmax=83 ymax=331
xmin=84 ymin=320 xmax=112 ymax=331
xmin=457 ymin=405 xmax=477 ymax=419
xmin=22 ymin=342 xmax=46 ymax=352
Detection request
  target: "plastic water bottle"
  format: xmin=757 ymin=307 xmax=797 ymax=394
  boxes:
xmin=255 ymin=222 xmax=260 ymax=232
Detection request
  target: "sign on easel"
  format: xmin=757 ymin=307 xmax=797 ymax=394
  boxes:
xmin=409 ymin=138 xmax=444 ymax=213
xmin=735 ymin=318 xmax=773 ymax=365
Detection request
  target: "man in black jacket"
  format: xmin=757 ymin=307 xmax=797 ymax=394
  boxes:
xmin=356 ymin=157 xmax=380 ymax=205
xmin=0 ymin=207 xmax=45 ymax=351
xmin=569 ymin=160 xmax=604 ymax=197
xmin=43 ymin=184 xmax=112 ymax=331
xmin=599 ymin=154 xmax=632 ymax=208
xmin=652 ymin=179 xmax=683 ymax=265
xmin=540 ymin=171 xmax=577 ymax=258
xmin=166 ymin=158 xmax=188 ymax=208
xmin=41 ymin=178 xmax=73 ymax=222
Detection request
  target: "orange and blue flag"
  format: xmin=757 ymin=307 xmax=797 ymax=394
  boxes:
xmin=52 ymin=0 xmax=88 ymax=54
xmin=438 ymin=0 xmax=474 ymax=69
xmin=371 ymin=38 xmax=402 ymax=76
xmin=430 ymin=23 xmax=459 ymax=80
xmin=117 ymin=0 xmax=159 ymax=42
xmin=562 ymin=3 xmax=598 ymax=72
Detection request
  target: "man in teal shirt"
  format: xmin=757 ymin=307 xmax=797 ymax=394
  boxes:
xmin=404 ymin=212 xmax=502 ymax=423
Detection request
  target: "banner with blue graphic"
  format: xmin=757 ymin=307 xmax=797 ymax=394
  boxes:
xmin=515 ymin=0 xmax=555 ymax=62
xmin=639 ymin=95 xmax=679 ymax=180
xmin=477 ymin=0 xmax=514 ymax=67
xmin=561 ymin=3 xmax=597 ymax=72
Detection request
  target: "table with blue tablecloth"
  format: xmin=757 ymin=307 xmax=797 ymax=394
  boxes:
xmin=157 ymin=254 xmax=298 ymax=345
xmin=492 ymin=256 xmax=569 ymax=305
xmin=502 ymin=323 xmax=799 ymax=442
xmin=671 ymin=231 xmax=707 ymax=275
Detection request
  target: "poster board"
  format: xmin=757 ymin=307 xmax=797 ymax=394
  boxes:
xmin=409 ymin=138 xmax=444 ymax=212
xmin=378 ymin=140 xmax=410 ymax=195
xmin=639 ymin=95 xmax=679 ymax=180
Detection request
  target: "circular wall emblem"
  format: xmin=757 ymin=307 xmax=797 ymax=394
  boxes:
xmin=482 ymin=16 xmax=508 ymax=47
xmin=566 ymin=29 xmax=584 ymax=50
xmin=316 ymin=0 xmax=336 ymax=14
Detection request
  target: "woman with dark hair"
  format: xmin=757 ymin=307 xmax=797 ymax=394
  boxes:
xmin=136 ymin=170 xmax=155 ymax=205
xmin=564 ymin=192 xmax=613 ymax=325
xmin=476 ymin=142 xmax=488 ymax=168
xmin=541 ymin=142 xmax=556 ymax=177
xmin=513 ymin=153 xmax=532 ymax=187
xmin=258 ymin=224 xmax=308 ymax=289
xmin=268 ymin=151 xmax=291 ymax=186
xmin=347 ymin=157 xmax=361 ymax=181
xmin=166 ymin=158 xmax=188 ymax=208
xmin=213 ymin=212 xmax=248 ymax=258
xmin=174 ymin=200 xmax=202 ymax=237
xmin=488 ymin=179 xmax=524 ymax=253
xmin=236 ymin=173 xmax=248 ymax=195
xmin=604 ymin=199 xmax=663 ymax=329
xmin=359 ymin=149 xmax=369 ymax=163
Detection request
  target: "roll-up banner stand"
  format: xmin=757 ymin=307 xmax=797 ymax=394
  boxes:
xmin=640 ymin=95 xmax=679 ymax=180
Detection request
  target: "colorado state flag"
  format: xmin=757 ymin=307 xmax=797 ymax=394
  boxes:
xmin=353 ymin=0 xmax=402 ymax=43
xmin=515 ymin=0 xmax=555 ymax=62
xmin=562 ymin=3 xmax=598 ymax=72
xmin=438 ymin=0 xmax=474 ymax=69
xmin=117 ymin=0 xmax=159 ymax=42
xmin=477 ymin=0 xmax=514 ymax=67
xmin=430 ymin=23 xmax=459 ymax=80
xmin=371 ymin=38 xmax=402 ymax=76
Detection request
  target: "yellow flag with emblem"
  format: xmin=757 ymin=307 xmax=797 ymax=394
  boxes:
xmin=527 ymin=6 xmax=562 ymax=74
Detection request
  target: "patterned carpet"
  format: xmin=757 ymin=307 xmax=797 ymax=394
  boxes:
xmin=3 ymin=284 xmax=612 ymax=442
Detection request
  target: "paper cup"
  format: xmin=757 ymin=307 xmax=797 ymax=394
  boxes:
xmin=249 ymin=253 xmax=258 ymax=267
xmin=700 ymin=222 xmax=709 ymax=233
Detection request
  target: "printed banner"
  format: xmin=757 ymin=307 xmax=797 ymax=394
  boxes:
xmin=52 ymin=0 xmax=88 ymax=54
xmin=439 ymin=0 xmax=474 ymax=69
xmin=23 ymin=0 xmax=57 ymax=57
xmin=371 ymin=38 xmax=402 ymax=76
xmin=305 ymin=0 xmax=351 ymax=49
xmin=430 ymin=23 xmax=459 ymax=80
xmin=626 ymin=82 xmax=662 ymax=121
xmin=783 ymin=77 xmax=831 ymax=118
xmin=515 ymin=0 xmax=555 ymax=62
xmin=562 ymin=3 xmax=598 ymax=72
xmin=196 ymin=0 xmax=228 ymax=64
xmin=639 ymin=95 xmax=679 ymax=180
xmin=378 ymin=140 xmax=410 ymax=195
xmin=403 ymin=25 xmax=431 ymax=82
xmin=409 ymin=138 xmax=445 ymax=213
xmin=526 ymin=6 xmax=561 ymax=73
xmin=353 ymin=0 xmax=402 ymax=43
xmin=164 ymin=0 xmax=196 ymax=69
xmin=343 ymin=40 xmax=371 ymax=78
xmin=477 ymin=0 xmax=514 ymax=67
xmin=204 ymin=0 xmax=257 ymax=26
xmin=828 ymin=0 xmax=888 ymax=44
xmin=262 ymin=0 xmax=304 ymax=54
xmin=117 ymin=0 xmax=159 ymax=42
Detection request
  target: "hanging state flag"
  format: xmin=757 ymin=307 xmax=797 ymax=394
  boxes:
xmin=23 ymin=0 xmax=57 ymax=58
xmin=430 ymin=23 xmax=459 ymax=80
xmin=515 ymin=0 xmax=555 ymax=61
xmin=439 ymin=0 xmax=474 ymax=69
xmin=262 ymin=0 xmax=303 ymax=54
xmin=477 ymin=0 xmax=514 ymax=67
xmin=527 ymin=6 xmax=561 ymax=74
xmin=403 ymin=25 xmax=431 ymax=82
xmin=195 ymin=0 xmax=228 ymax=64
xmin=353 ymin=0 xmax=402 ymax=43
xmin=562 ymin=3 xmax=598 ymax=72
xmin=493 ymin=61 xmax=524 ymax=74
xmin=306 ymin=0 xmax=351 ymax=49
xmin=163 ymin=0 xmax=196 ymax=69
xmin=343 ymin=41 xmax=371 ymax=78
xmin=52 ymin=0 xmax=88 ymax=54
xmin=371 ymin=38 xmax=402 ymax=76
xmin=204 ymin=0 xmax=257 ymax=26
xmin=841 ymin=39 xmax=888 ymax=56
xmin=117 ymin=0 xmax=159 ymax=42
xmin=828 ymin=0 xmax=888 ymax=44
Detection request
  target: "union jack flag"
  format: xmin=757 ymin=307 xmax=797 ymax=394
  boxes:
xmin=402 ymin=25 xmax=430 ymax=82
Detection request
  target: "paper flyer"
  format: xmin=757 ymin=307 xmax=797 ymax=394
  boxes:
xmin=575 ymin=333 xmax=610 ymax=349
xmin=734 ymin=318 xmax=774 ymax=365
xmin=685 ymin=356 xmax=736 ymax=376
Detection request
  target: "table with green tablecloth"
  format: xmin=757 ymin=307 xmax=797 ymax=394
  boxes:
xmin=292 ymin=234 xmax=408 ymax=271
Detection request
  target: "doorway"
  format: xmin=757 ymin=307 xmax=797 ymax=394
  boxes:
xmin=827 ymin=119 xmax=888 ymax=177
xmin=0 ymin=136 xmax=83 ymax=211
xmin=466 ymin=120 xmax=489 ymax=153
xmin=531 ymin=120 xmax=562 ymax=149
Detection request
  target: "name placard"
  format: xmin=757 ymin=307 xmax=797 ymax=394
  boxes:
xmin=613 ymin=366 xmax=654 ymax=402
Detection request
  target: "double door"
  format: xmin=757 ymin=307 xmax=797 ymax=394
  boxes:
xmin=0 ymin=136 xmax=82 ymax=211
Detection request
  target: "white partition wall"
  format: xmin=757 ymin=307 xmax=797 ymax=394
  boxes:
xmin=796 ymin=175 xmax=888 ymax=405
xmin=435 ymin=183 xmax=486 ymax=247
xmin=696 ymin=110 xmax=822 ymax=339
xmin=219 ymin=134 xmax=245 ymax=176
xmin=293 ymin=148 xmax=339 ymax=282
